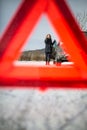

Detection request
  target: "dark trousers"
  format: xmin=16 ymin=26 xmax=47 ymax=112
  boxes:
xmin=45 ymin=52 xmax=51 ymax=62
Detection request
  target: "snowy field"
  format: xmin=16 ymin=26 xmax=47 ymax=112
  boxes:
xmin=0 ymin=89 xmax=87 ymax=130
xmin=14 ymin=61 xmax=74 ymax=66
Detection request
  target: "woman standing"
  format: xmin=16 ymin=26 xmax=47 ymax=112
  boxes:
xmin=44 ymin=34 xmax=54 ymax=65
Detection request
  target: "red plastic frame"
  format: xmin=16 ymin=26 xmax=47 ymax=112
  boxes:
xmin=0 ymin=0 xmax=87 ymax=88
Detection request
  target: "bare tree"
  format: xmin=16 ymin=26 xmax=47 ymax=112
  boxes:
xmin=76 ymin=11 xmax=87 ymax=31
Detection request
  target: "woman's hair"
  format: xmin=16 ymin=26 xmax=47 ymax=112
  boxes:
xmin=46 ymin=34 xmax=51 ymax=39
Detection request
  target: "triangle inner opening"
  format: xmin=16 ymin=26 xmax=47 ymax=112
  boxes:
xmin=18 ymin=14 xmax=70 ymax=65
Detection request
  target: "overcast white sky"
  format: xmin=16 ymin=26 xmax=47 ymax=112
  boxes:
xmin=0 ymin=0 xmax=87 ymax=51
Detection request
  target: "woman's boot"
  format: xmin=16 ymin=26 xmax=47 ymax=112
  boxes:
xmin=46 ymin=61 xmax=49 ymax=65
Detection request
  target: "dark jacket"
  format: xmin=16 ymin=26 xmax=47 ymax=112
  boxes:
xmin=44 ymin=38 xmax=53 ymax=53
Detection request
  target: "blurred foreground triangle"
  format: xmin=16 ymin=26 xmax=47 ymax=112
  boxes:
xmin=0 ymin=0 xmax=87 ymax=88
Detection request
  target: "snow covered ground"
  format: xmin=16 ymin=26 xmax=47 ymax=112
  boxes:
xmin=0 ymin=89 xmax=87 ymax=130
xmin=14 ymin=61 xmax=74 ymax=66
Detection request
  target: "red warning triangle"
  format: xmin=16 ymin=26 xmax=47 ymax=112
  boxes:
xmin=0 ymin=0 xmax=87 ymax=88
